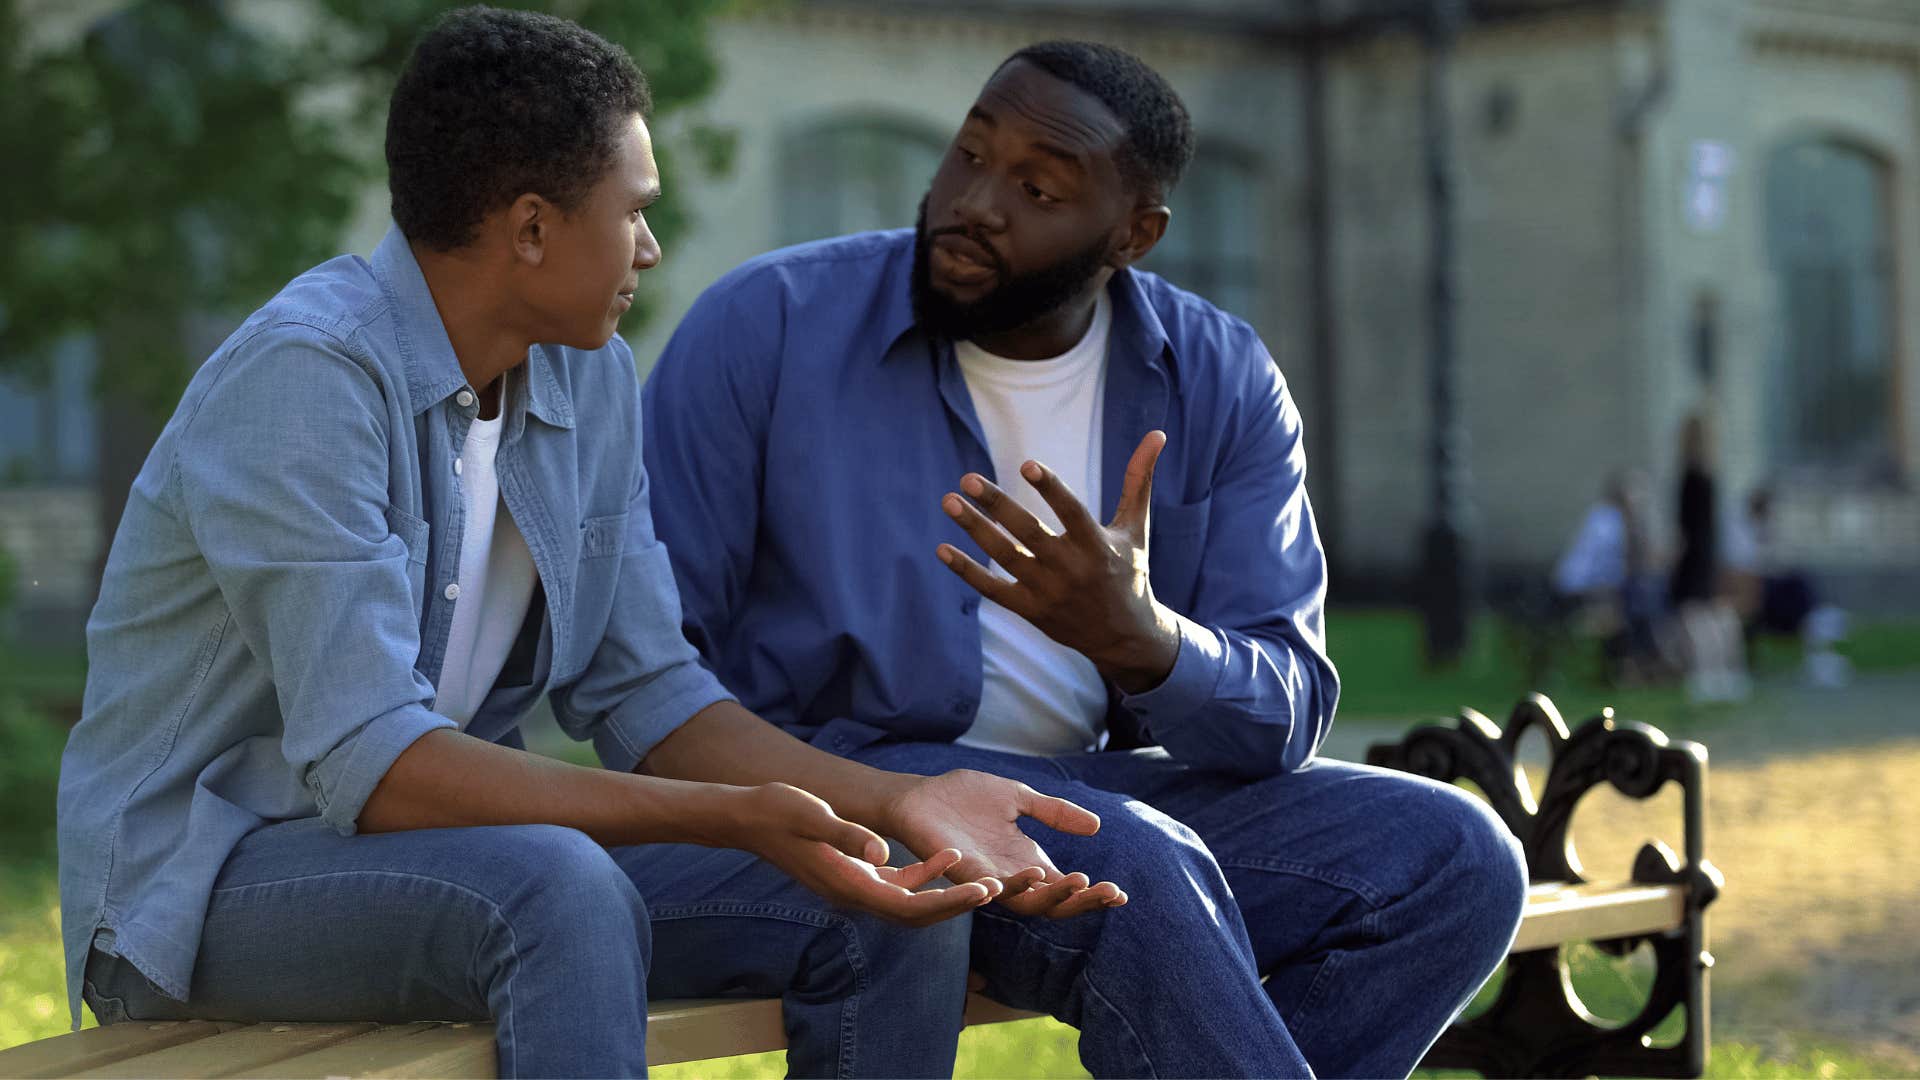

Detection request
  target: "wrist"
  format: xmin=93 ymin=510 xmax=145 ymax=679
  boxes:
xmin=1101 ymin=602 xmax=1182 ymax=695
xmin=851 ymin=769 xmax=922 ymax=838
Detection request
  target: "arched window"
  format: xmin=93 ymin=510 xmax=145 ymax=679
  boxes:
xmin=1765 ymin=139 xmax=1898 ymax=477
xmin=1142 ymin=145 xmax=1262 ymax=319
xmin=780 ymin=117 xmax=945 ymax=246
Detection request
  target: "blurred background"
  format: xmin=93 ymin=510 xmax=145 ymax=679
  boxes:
xmin=1 ymin=0 xmax=1917 ymax=1076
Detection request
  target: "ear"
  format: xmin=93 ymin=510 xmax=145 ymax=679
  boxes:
xmin=509 ymin=193 xmax=552 ymax=267
xmin=1110 ymin=204 xmax=1171 ymax=269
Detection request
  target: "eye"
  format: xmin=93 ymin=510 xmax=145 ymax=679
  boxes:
xmin=1023 ymin=181 xmax=1058 ymax=205
xmin=955 ymin=146 xmax=983 ymax=166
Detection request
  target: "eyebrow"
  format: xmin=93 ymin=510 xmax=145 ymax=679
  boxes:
xmin=963 ymin=106 xmax=1090 ymax=174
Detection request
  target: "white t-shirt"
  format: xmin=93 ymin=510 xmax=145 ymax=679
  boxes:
xmin=952 ymin=290 xmax=1112 ymax=756
xmin=435 ymin=376 xmax=538 ymax=728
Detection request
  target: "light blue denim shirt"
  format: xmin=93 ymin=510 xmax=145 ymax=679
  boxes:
xmin=56 ymin=226 xmax=731 ymax=1025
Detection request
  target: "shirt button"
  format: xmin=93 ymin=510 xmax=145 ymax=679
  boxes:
xmin=951 ymin=699 xmax=972 ymax=716
xmin=453 ymin=458 xmax=463 ymax=476
xmin=455 ymin=389 xmax=476 ymax=409
xmin=444 ymin=583 xmax=461 ymax=601
xmin=960 ymin=598 xmax=978 ymax=615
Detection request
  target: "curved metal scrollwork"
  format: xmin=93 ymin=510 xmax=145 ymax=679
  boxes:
xmin=1367 ymin=695 xmax=1723 ymax=1078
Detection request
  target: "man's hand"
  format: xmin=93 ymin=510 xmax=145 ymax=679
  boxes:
xmin=937 ymin=431 xmax=1179 ymax=694
xmin=710 ymin=782 xmax=999 ymax=927
xmin=880 ymin=769 xmax=1128 ymax=919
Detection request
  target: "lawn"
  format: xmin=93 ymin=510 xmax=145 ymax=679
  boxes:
xmin=4 ymin=610 xmax=1918 ymax=1075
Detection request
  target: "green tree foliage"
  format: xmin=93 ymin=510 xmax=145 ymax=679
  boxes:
xmin=0 ymin=0 xmax=732 ymax=416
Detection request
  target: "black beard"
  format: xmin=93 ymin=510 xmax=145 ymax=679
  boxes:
xmin=910 ymin=197 xmax=1114 ymax=343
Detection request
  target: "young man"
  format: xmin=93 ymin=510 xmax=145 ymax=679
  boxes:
xmin=58 ymin=9 xmax=1117 ymax=1077
xmin=644 ymin=41 xmax=1531 ymax=1078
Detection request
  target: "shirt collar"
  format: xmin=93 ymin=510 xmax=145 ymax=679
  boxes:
xmin=371 ymin=225 xmax=575 ymax=430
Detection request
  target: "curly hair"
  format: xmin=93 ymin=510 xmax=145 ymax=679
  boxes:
xmin=386 ymin=6 xmax=651 ymax=252
xmin=999 ymin=41 xmax=1194 ymax=204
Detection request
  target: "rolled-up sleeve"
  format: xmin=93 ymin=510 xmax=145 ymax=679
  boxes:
xmin=174 ymin=328 xmax=453 ymax=835
xmin=551 ymin=350 xmax=735 ymax=774
xmin=1118 ymin=347 xmax=1340 ymax=778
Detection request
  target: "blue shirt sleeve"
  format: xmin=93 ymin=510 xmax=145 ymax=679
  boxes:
xmin=172 ymin=328 xmax=454 ymax=836
xmin=551 ymin=338 xmax=737 ymax=773
xmin=1119 ymin=342 xmax=1340 ymax=776
xmin=639 ymin=274 xmax=779 ymax=664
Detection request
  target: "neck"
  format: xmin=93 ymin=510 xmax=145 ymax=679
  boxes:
xmin=968 ymin=275 xmax=1109 ymax=360
xmin=411 ymin=240 xmax=531 ymax=417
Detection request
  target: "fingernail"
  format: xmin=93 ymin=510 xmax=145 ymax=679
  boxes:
xmin=1022 ymin=462 xmax=1041 ymax=480
xmin=943 ymin=495 xmax=963 ymax=516
xmin=938 ymin=546 xmax=954 ymax=565
xmin=962 ymin=474 xmax=983 ymax=495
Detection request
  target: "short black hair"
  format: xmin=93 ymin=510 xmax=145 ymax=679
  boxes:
xmin=999 ymin=41 xmax=1194 ymax=203
xmin=386 ymin=6 xmax=650 ymax=251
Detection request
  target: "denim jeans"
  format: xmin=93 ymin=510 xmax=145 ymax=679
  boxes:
xmin=80 ymin=818 xmax=972 ymax=1078
xmin=851 ymin=743 xmax=1530 ymax=1079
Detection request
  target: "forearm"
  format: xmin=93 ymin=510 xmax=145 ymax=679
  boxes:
xmin=639 ymin=700 xmax=916 ymax=833
xmin=359 ymin=727 xmax=745 ymax=846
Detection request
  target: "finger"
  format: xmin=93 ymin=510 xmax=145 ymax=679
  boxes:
xmin=1017 ymin=459 xmax=1102 ymax=541
xmin=937 ymin=545 xmax=1032 ymax=612
xmin=994 ymin=866 xmax=1050 ymax=898
xmin=993 ymin=872 xmax=1090 ymax=917
xmin=960 ymin=473 xmax=1054 ymax=549
xmin=1019 ymin=788 xmax=1102 ymax=837
xmin=1111 ymin=430 xmax=1168 ymax=536
xmin=875 ymin=848 xmax=963 ymax=891
xmin=887 ymin=881 xmax=995 ymax=927
xmin=942 ymin=493 xmax=1036 ymax=577
xmin=1046 ymin=881 xmax=1123 ymax=920
xmin=814 ymin=848 xmax=993 ymax=925
xmin=801 ymin=815 xmax=890 ymax=866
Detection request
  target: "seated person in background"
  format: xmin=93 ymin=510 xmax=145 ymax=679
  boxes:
xmin=1723 ymin=487 xmax=1851 ymax=687
xmin=1552 ymin=469 xmax=1668 ymax=684
xmin=642 ymin=39 xmax=1529 ymax=1079
xmin=57 ymin=10 xmax=1114 ymax=1077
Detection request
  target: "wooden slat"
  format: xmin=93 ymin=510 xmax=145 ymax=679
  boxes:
xmin=71 ymin=1023 xmax=380 ymax=1079
xmin=1512 ymin=881 xmax=1687 ymax=953
xmin=260 ymin=1023 xmax=495 ymax=1079
xmin=0 ymin=1021 xmax=242 ymax=1078
xmin=647 ymin=999 xmax=785 ymax=1066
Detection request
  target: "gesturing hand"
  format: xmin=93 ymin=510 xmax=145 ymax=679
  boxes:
xmin=725 ymin=782 xmax=999 ymax=927
xmin=881 ymin=769 xmax=1127 ymax=920
xmin=938 ymin=430 xmax=1180 ymax=694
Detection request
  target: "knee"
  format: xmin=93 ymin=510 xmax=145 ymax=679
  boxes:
xmin=488 ymin=826 xmax=651 ymax=963
xmin=1084 ymin=801 xmax=1233 ymax=913
xmin=1423 ymin=786 xmax=1530 ymax=951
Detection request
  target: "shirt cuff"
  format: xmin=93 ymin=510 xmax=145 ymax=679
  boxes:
xmin=1118 ymin=613 xmax=1227 ymax=733
xmin=592 ymin=666 xmax=737 ymax=774
xmin=307 ymin=704 xmax=457 ymax=836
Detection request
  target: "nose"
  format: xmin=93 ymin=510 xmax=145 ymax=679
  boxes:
xmin=952 ymin=172 xmax=1007 ymax=235
xmin=633 ymin=216 xmax=662 ymax=271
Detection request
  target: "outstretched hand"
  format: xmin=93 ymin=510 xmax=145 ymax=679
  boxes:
xmin=937 ymin=430 xmax=1179 ymax=694
xmin=882 ymin=769 xmax=1127 ymax=920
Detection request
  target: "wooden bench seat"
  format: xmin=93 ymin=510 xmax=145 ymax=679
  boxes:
xmin=0 ymin=880 xmax=1683 ymax=1079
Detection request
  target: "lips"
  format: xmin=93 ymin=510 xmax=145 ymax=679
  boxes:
xmin=931 ymin=233 xmax=999 ymax=286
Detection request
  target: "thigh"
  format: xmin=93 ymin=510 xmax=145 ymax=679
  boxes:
xmin=87 ymin=818 xmax=631 ymax=1025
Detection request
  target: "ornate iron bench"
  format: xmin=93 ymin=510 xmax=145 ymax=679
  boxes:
xmin=0 ymin=694 xmax=1719 ymax=1079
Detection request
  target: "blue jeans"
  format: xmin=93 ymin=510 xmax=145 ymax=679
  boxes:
xmin=852 ymin=743 xmax=1530 ymax=1079
xmin=79 ymin=819 xmax=972 ymax=1078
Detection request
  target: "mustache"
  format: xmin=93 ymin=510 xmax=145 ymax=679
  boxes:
xmin=926 ymin=224 xmax=1009 ymax=277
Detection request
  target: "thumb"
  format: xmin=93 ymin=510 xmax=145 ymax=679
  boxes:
xmin=807 ymin=813 xmax=890 ymax=866
xmin=1019 ymin=788 xmax=1101 ymax=837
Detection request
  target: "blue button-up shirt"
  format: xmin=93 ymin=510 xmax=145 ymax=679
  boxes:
xmin=57 ymin=227 xmax=730 ymax=1025
xmin=642 ymin=229 xmax=1337 ymax=775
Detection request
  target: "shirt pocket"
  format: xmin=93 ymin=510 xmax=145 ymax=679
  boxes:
xmin=566 ymin=512 xmax=629 ymax=675
xmin=1149 ymin=494 xmax=1212 ymax=612
xmin=385 ymin=504 xmax=430 ymax=609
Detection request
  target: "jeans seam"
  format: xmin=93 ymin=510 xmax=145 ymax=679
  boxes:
xmin=1284 ymin=948 xmax=1346 ymax=1055
xmin=974 ymin=909 xmax=1155 ymax=1077
xmin=1217 ymin=855 xmax=1391 ymax=911
xmin=211 ymin=869 xmax=519 ymax=1077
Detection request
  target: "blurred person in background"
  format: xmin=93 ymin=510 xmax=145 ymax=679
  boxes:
xmin=1670 ymin=410 xmax=1751 ymax=702
xmin=55 ymin=8 xmax=1121 ymax=1076
xmin=643 ymin=39 xmax=1528 ymax=1079
xmin=1723 ymin=486 xmax=1852 ymax=687
xmin=1552 ymin=468 xmax=1670 ymax=684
